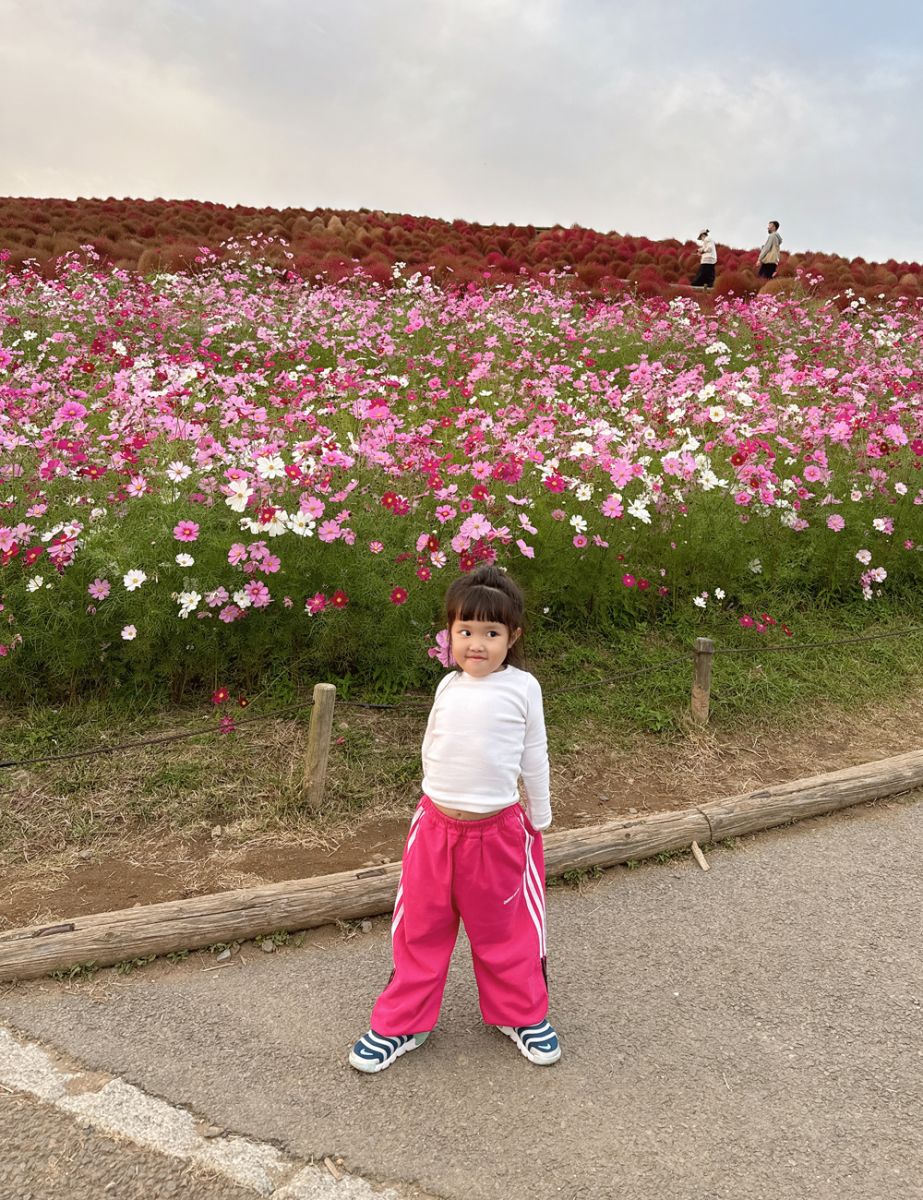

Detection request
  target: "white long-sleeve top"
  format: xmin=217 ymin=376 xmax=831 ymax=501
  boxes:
xmin=698 ymin=236 xmax=717 ymax=265
xmin=421 ymin=665 xmax=552 ymax=830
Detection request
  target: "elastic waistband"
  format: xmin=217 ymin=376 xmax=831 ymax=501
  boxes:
xmin=419 ymin=794 xmax=526 ymax=833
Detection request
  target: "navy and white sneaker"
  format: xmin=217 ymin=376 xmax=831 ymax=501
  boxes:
xmin=349 ymin=1029 xmax=429 ymax=1073
xmin=498 ymin=1020 xmax=561 ymax=1065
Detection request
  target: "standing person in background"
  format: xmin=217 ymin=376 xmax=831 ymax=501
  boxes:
xmin=691 ymin=229 xmax=717 ymax=288
xmin=757 ymin=220 xmax=783 ymax=278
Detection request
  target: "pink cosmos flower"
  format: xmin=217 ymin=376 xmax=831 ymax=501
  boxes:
xmin=306 ymin=593 xmax=327 ymax=615
xmin=301 ymin=496 xmax=325 ymax=519
xmin=435 ymin=505 xmax=457 ymax=524
xmin=622 ymin=573 xmax=636 ymax=588
xmin=218 ymin=604 xmax=244 ymax=623
xmin=739 ymin=615 xmax=755 ymax=628
xmin=88 ymin=578 xmax=110 ymax=600
xmin=228 ymin=543 xmax=248 ymax=566
xmin=173 ymin=521 xmax=200 ymax=542
xmin=516 ymin=539 xmax=535 ymax=558
xmin=369 ymin=541 xmax=384 ymax=554
xmin=244 ymin=580 xmax=272 ymax=608
xmin=572 ymin=534 xmax=587 ymax=548
xmin=601 ymin=495 xmax=623 ymax=519
xmin=826 ymin=514 xmax=845 ymax=532
xmin=428 ymin=628 xmax=453 ymax=668
xmin=318 ymin=520 xmax=341 ymax=542
xmin=390 ymin=587 xmax=409 ymax=605
xmin=459 ymin=513 xmax=492 ymax=540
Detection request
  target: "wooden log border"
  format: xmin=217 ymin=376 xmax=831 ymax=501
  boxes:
xmin=2 ymin=748 xmax=922 ymax=982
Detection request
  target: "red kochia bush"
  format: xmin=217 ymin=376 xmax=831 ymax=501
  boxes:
xmin=2 ymin=196 xmax=922 ymax=301
xmin=713 ymin=270 xmax=758 ymax=298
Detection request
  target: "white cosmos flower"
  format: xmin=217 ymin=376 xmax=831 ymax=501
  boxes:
xmin=175 ymin=553 xmax=195 ymax=567
xmin=177 ymin=590 xmax=201 ymax=618
xmin=232 ymin=589 xmax=253 ymax=609
xmin=569 ymin=514 xmax=588 ymax=534
xmin=256 ymin=454 xmax=286 ymax=481
xmin=262 ymin=512 xmax=287 ymax=537
xmin=748 ymin=558 xmax=763 ymax=574
xmin=693 ymin=595 xmax=707 ymax=609
xmin=26 ymin=575 xmax=44 ymax=592
xmin=708 ymin=405 xmax=726 ymax=423
xmin=166 ymin=461 xmax=192 ymax=483
xmin=286 ymin=511 xmax=316 ymax=538
xmin=574 ymin=483 xmax=593 ymax=502
xmin=627 ymin=499 xmax=651 ymax=524
xmin=225 ymin=479 xmax=252 ymax=513
xmin=123 ymin=568 xmax=147 ymax=591
xmin=714 ymin=587 xmax=726 ymax=600
xmin=121 ymin=624 xmax=137 ymax=640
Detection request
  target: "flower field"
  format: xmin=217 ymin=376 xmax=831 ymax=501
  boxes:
xmin=1 ymin=248 xmax=922 ymax=701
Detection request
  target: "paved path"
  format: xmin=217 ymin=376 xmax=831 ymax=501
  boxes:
xmin=2 ymin=796 xmax=921 ymax=1200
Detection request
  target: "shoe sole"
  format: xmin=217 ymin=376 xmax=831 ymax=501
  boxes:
xmin=498 ymin=1025 xmax=561 ymax=1066
xmin=348 ymin=1035 xmax=425 ymax=1074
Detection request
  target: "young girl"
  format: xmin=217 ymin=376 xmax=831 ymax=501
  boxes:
xmin=349 ymin=564 xmax=560 ymax=1071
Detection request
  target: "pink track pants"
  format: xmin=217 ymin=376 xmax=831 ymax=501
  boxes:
xmin=370 ymin=795 xmax=549 ymax=1035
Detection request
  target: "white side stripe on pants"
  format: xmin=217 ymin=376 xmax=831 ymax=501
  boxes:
xmin=519 ymin=814 xmax=547 ymax=958
xmin=391 ymin=804 xmax=427 ymax=937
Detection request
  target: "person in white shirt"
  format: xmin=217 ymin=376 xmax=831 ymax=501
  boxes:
xmin=692 ymin=228 xmax=717 ymax=288
xmin=350 ymin=564 xmax=560 ymax=1072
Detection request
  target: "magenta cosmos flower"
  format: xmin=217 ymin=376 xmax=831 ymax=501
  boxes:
xmin=173 ymin=520 xmax=200 ymax=542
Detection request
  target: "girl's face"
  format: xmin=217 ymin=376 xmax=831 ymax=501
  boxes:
xmin=450 ymin=617 xmax=521 ymax=678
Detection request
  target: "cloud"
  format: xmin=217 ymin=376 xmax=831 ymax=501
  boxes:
xmin=1 ymin=0 xmax=921 ymax=261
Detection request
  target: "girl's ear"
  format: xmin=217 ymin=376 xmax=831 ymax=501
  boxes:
xmin=509 ymin=627 xmax=522 ymax=645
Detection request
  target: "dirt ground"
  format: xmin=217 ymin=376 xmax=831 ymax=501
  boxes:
xmin=3 ymin=689 xmax=923 ymax=931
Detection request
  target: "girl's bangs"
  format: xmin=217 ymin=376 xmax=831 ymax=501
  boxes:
xmin=449 ymin=584 xmax=521 ymax=629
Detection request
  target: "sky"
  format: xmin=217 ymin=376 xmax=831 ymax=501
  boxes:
xmin=2 ymin=0 xmax=922 ymax=262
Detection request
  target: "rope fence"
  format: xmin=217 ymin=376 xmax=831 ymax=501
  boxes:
xmin=3 ymin=623 xmax=923 ymax=801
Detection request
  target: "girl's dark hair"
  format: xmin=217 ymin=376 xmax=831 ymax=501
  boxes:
xmin=444 ymin=565 xmax=525 ymax=668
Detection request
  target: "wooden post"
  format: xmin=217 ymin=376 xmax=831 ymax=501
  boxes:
xmin=302 ymin=683 xmax=336 ymax=809
xmin=691 ymin=636 xmax=714 ymax=724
